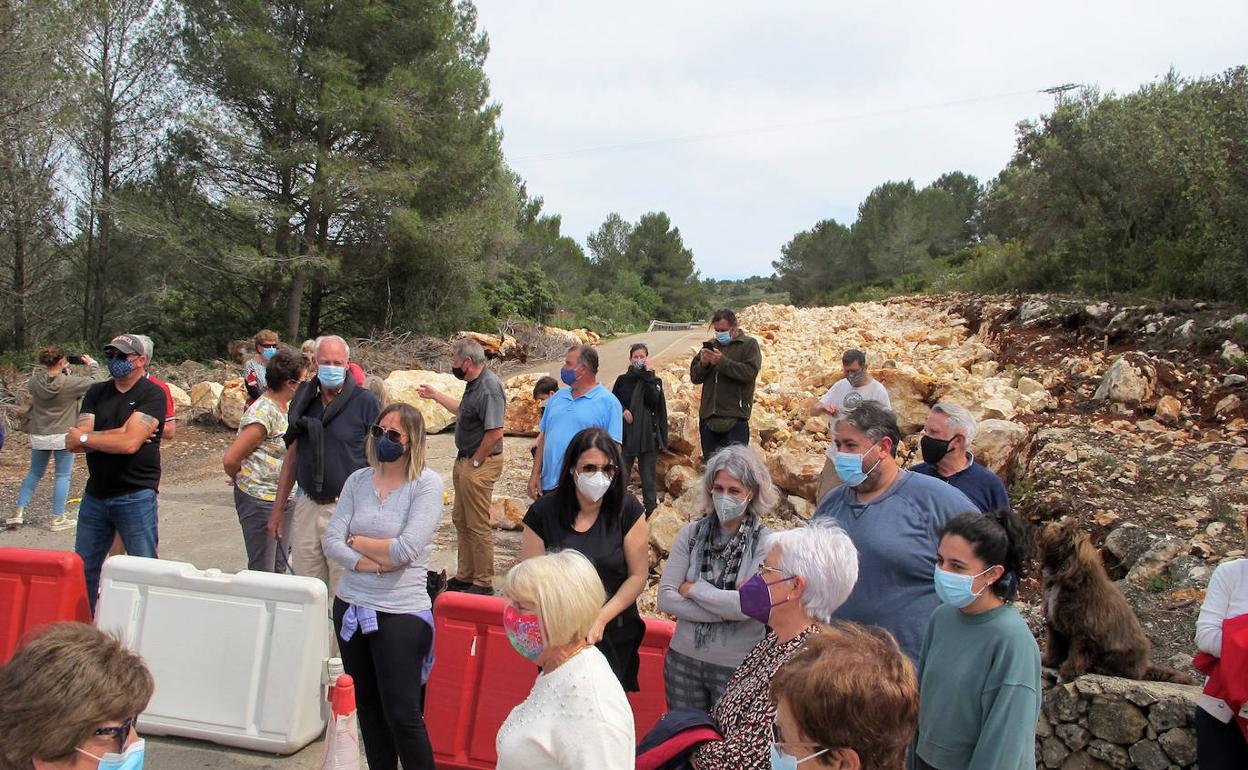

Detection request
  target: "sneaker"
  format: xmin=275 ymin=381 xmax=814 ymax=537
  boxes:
xmin=446 ymin=577 xmax=474 ymax=592
xmin=49 ymin=515 xmax=77 ymax=532
xmin=4 ymin=508 xmax=24 ymax=528
xmin=465 ymin=584 xmax=495 ymax=596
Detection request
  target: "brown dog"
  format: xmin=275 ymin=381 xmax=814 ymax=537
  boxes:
xmin=1037 ymin=521 xmax=1192 ymax=683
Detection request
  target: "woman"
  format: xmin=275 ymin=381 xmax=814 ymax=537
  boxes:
xmin=1194 ymin=551 xmax=1248 ymax=770
xmin=691 ymin=521 xmax=859 ymax=770
xmin=496 ymin=550 xmax=635 ymax=769
xmin=243 ymin=329 xmax=281 ymax=405
xmin=611 ymin=343 xmax=667 ymax=515
xmin=0 ymin=621 xmax=154 ymax=770
xmin=769 ymin=624 xmax=918 ymax=770
xmin=223 ymin=347 xmax=303 ymax=572
xmin=323 ymin=403 xmax=443 ymax=770
xmin=10 ymin=347 xmax=102 ymax=531
xmin=521 ymin=427 xmax=649 ymax=691
xmin=910 ymin=510 xmax=1040 ymax=770
xmin=658 ymin=444 xmax=776 ymax=711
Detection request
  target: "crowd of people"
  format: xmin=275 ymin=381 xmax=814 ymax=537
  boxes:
xmin=3 ymin=308 xmax=1246 ymax=770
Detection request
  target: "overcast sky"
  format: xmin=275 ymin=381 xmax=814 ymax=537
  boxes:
xmin=474 ymin=1 xmax=1247 ymax=280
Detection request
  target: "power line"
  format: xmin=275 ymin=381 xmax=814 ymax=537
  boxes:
xmin=511 ymin=87 xmax=1049 ymax=163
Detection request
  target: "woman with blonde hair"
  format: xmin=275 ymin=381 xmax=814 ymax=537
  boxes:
xmin=496 ymin=549 xmax=635 ymax=770
xmin=324 ymin=402 xmax=443 ymax=770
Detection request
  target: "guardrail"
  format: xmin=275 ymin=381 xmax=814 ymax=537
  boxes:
xmin=646 ymin=320 xmax=704 ymax=332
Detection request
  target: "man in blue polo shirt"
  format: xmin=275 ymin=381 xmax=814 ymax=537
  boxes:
xmin=910 ymin=402 xmax=1010 ymax=513
xmin=527 ymin=345 xmax=623 ymax=498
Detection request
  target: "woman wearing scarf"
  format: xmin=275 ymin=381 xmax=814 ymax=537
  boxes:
xmin=611 ymin=343 xmax=667 ymax=516
xmin=657 ymin=444 xmax=777 ymax=711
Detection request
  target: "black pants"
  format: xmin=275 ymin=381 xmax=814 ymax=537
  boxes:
xmin=333 ymin=598 xmax=434 ymax=770
xmin=623 ymin=450 xmax=658 ymax=514
xmin=1196 ymin=705 xmax=1248 ymax=770
xmin=699 ymin=419 xmax=749 ymax=462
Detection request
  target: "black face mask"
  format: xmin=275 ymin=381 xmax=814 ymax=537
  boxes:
xmin=920 ymin=435 xmax=954 ymax=465
xmin=451 ymin=365 xmax=467 ymax=381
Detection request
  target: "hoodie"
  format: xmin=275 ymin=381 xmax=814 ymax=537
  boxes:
xmin=26 ymin=363 xmax=106 ymax=435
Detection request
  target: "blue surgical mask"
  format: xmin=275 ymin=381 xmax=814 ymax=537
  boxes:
xmin=933 ymin=565 xmax=994 ymax=608
xmin=770 ymin=742 xmax=828 ymax=770
xmin=106 ymin=356 xmax=134 ymax=379
xmin=78 ymin=738 xmax=145 ymax=770
xmin=833 ymin=445 xmax=881 ymax=487
xmin=715 ymin=330 xmax=732 ymax=344
xmin=559 ymin=367 xmax=577 ymax=386
xmin=318 ymin=364 xmax=346 ymax=389
xmin=261 ymin=346 xmax=277 ymax=360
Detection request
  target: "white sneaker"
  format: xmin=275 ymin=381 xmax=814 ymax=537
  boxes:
xmin=5 ymin=508 xmax=24 ymax=528
xmin=49 ymin=515 xmax=77 ymax=532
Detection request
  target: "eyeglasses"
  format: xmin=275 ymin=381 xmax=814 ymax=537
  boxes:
xmin=757 ymin=564 xmax=790 ymax=578
xmin=770 ymin=720 xmax=826 ymax=751
xmin=94 ymin=715 xmax=139 ymax=752
xmin=578 ymin=463 xmax=616 ymax=476
xmin=368 ymin=425 xmax=404 ymax=443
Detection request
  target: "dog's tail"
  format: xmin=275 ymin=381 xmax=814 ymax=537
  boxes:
xmin=1143 ymin=664 xmax=1197 ymax=685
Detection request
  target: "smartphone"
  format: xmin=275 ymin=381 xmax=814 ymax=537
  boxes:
xmin=702 ymin=341 xmax=714 ymax=350
xmin=67 ymin=354 xmax=85 ymax=365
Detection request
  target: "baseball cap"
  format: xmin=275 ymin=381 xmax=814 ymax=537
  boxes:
xmin=104 ymin=334 xmax=145 ymax=356
xmin=135 ymin=334 xmax=154 ymax=359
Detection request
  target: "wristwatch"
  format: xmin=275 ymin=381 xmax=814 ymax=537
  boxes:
xmin=79 ymin=432 xmax=89 ymax=445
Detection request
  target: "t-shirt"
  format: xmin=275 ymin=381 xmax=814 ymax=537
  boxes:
xmin=912 ymin=604 xmax=1040 ymax=770
xmin=147 ymin=375 xmax=176 ymax=423
xmin=81 ymin=377 xmax=167 ymax=497
xmin=911 ymin=454 xmax=1010 ymax=513
xmin=819 ymin=377 xmax=893 ymax=411
xmin=284 ymin=381 xmax=380 ymax=501
xmin=454 ymin=369 xmax=505 ymax=457
xmin=537 ymin=384 xmax=623 ymax=491
xmin=235 ymin=395 xmax=289 ymax=502
xmin=813 ymin=470 xmax=977 ymax=664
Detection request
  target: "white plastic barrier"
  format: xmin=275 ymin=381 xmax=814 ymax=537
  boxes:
xmin=95 ymin=556 xmax=331 ymax=754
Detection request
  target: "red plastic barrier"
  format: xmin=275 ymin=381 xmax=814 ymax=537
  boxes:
xmin=428 ymin=591 xmax=676 ymax=770
xmin=0 ymin=548 xmax=91 ymax=664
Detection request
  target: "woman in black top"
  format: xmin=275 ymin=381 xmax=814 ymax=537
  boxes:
xmin=610 ymin=343 xmax=667 ymax=516
xmin=521 ymin=427 xmax=650 ymax=691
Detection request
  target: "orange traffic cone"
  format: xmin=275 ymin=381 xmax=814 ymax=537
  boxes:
xmin=319 ymin=674 xmax=360 ymax=770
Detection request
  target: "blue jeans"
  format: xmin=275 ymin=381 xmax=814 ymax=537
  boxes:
xmin=18 ymin=449 xmax=76 ymax=517
xmin=75 ymin=488 xmax=158 ymax=612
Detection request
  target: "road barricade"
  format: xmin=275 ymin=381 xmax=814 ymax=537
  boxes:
xmin=0 ymin=547 xmax=91 ymax=664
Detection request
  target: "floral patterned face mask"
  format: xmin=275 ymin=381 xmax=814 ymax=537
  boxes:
xmin=503 ymin=604 xmax=544 ymax=660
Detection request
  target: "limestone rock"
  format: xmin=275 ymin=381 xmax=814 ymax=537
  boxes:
xmin=1126 ymin=740 xmax=1169 ymax=770
xmin=656 ymin=451 xmax=695 ymax=494
xmin=648 ymin=505 xmax=687 ymax=556
xmin=1221 ymin=339 xmax=1244 ymax=363
xmin=1153 ymin=394 xmax=1182 ymax=426
xmin=665 ymin=410 xmax=702 ymax=458
xmin=665 ymin=464 xmax=700 ymax=499
xmin=1126 ymin=538 xmax=1185 ymax=585
xmin=1086 ymin=699 xmax=1148 ymax=744
xmin=873 ymin=367 xmax=940 ymax=433
xmin=1058 ymin=752 xmax=1110 ymax=770
xmin=385 ymin=370 xmax=466 ymax=433
xmin=1017 ymin=376 xmax=1046 ymax=397
xmin=981 ymin=397 xmax=1016 ymax=420
xmin=1085 ymin=739 xmax=1128 ymax=769
xmin=1215 ymin=393 xmax=1241 ymax=417
xmin=974 ymin=419 xmax=1029 ymax=478
xmin=1041 ymin=736 xmax=1070 ymax=768
xmin=166 ymin=382 xmax=191 ymax=412
xmin=454 ymin=330 xmax=518 ymax=359
xmin=1158 ymin=726 xmax=1197 ymax=765
xmin=1102 ymin=525 xmax=1150 ymax=577
xmin=766 ymin=447 xmax=823 ymax=502
xmin=502 ymin=374 xmax=544 ymax=436
xmin=1229 ymin=450 xmax=1248 ymax=471
xmin=1092 ymin=353 xmax=1156 ymax=404
xmin=190 ymin=381 xmax=223 ymax=416
xmin=489 ymin=497 xmax=526 ymax=531
xmin=217 ymin=379 xmax=247 ymax=430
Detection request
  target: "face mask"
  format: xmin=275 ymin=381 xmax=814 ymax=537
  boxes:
xmin=451 ymin=364 xmax=467 ymax=380
xmin=920 ymin=435 xmax=953 ymax=465
xmin=575 ymin=471 xmax=612 ymax=502
xmin=845 ymin=370 xmax=865 ymax=387
xmin=560 ymin=367 xmax=577 ymax=386
xmin=770 ymin=742 xmax=829 ymax=770
xmin=713 ymin=493 xmax=749 ymax=524
xmin=715 ymin=330 xmax=732 ymax=345
xmin=738 ymin=572 xmax=795 ymax=624
xmin=933 ymin=565 xmax=995 ymax=609
xmin=630 ymin=358 xmax=646 ymax=371
xmin=78 ymin=738 xmax=145 ymax=770
xmin=107 ymin=356 xmax=134 ymax=379
xmin=375 ymin=435 xmax=405 ymax=463
xmin=261 ymin=346 xmax=277 ymax=360
xmin=503 ymin=605 xmax=544 ymax=660
xmin=318 ymin=364 xmax=346 ymax=389
xmin=833 ymin=445 xmax=882 ymax=487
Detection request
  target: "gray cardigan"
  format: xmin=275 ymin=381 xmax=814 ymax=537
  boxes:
xmin=657 ymin=517 xmax=771 ymax=668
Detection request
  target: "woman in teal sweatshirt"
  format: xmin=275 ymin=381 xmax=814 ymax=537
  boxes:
xmin=910 ymin=509 xmax=1040 ymax=770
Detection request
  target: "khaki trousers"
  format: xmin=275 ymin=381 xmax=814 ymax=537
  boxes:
xmin=815 ymin=456 xmax=843 ymax=504
xmin=292 ymin=494 xmax=346 ymax=601
xmin=452 ymin=454 xmax=504 ymax=586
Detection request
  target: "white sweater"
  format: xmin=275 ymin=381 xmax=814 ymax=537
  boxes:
xmin=495 ymin=646 xmax=635 ymax=770
xmin=1195 ymin=558 xmax=1248 ymax=722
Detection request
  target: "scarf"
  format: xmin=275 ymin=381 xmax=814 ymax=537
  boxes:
xmin=692 ymin=512 xmax=758 ymax=649
xmin=286 ymin=374 xmax=359 ymax=498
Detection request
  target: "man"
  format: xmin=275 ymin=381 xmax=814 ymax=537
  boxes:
xmin=528 ymin=345 xmax=622 ymax=499
xmin=689 ymin=308 xmax=762 ymax=461
xmin=136 ymin=335 xmax=175 ymax=439
xmin=611 ymin=343 xmax=667 ymax=515
xmin=268 ymin=335 xmax=380 ymax=599
xmin=418 ymin=338 xmax=505 ymax=595
xmin=910 ymin=402 xmax=1010 ymax=513
xmin=813 ymin=402 xmax=976 ymax=665
xmin=811 ymin=349 xmax=891 ymax=501
xmin=68 ymin=333 xmax=166 ymax=612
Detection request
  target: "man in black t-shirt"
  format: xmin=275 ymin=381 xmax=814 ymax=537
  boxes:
xmin=67 ymin=333 xmax=165 ymax=612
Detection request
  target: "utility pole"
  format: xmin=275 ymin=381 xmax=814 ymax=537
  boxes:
xmin=1041 ymin=83 xmax=1082 ymax=108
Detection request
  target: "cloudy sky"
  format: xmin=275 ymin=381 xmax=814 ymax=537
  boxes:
xmin=474 ymin=1 xmax=1246 ymax=279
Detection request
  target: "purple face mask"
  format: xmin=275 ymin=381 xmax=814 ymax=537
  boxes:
xmin=738 ymin=572 xmax=796 ymax=624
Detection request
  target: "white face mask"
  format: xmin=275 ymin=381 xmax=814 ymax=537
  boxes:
xmin=712 ymin=493 xmax=749 ymax=523
xmin=575 ymin=471 xmax=612 ymax=502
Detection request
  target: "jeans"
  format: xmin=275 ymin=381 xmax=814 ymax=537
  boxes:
xmin=622 ymin=450 xmax=658 ymax=514
xmin=18 ymin=449 xmax=75 ymax=517
xmin=75 ymin=488 xmax=158 ymax=613
xmin=333 ymin=598 xmax=435 ymax=770
xmin=698 ymin=418 xmax=750 ymax=462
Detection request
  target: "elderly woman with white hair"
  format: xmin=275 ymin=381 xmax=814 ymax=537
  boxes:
xmin=690 ymin=520 xmax=859 ymax=770
xmin=658 ymin=444 xmax=777 ymax=711
xmin=496 ymin=549 xmax=635 ymax=770
xmin=912 ymin=402 xmax=1010 ymax=513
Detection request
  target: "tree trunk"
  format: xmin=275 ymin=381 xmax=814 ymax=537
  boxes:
xmin=12 ymin=225 xmax=27 ymax=350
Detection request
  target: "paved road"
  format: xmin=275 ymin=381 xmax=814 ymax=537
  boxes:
xmin=517 ymin=325 xmax=708 ymax=382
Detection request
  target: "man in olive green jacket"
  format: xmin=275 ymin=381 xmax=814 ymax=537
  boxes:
xmin=689 ymin=308 xmax=763 ymax=461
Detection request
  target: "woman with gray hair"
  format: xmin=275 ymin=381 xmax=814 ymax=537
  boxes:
xmin=658 ymin=444 xmax=777 ymax=710
xmin=690 ymin=520 xmax=859 ymax=770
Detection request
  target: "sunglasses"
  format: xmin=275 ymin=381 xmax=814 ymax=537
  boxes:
xmin=103 ymin=350 xmax=136 ymax=361
xmin=258 ymin=343 xmax=279 ymax=350
xmin=368 ymin=425 xmax=404 ymax=444
xmin=94 ymin=715 xmax=139 ymax=752
xmin=578 ymin=463 xmax=616 ymax=476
